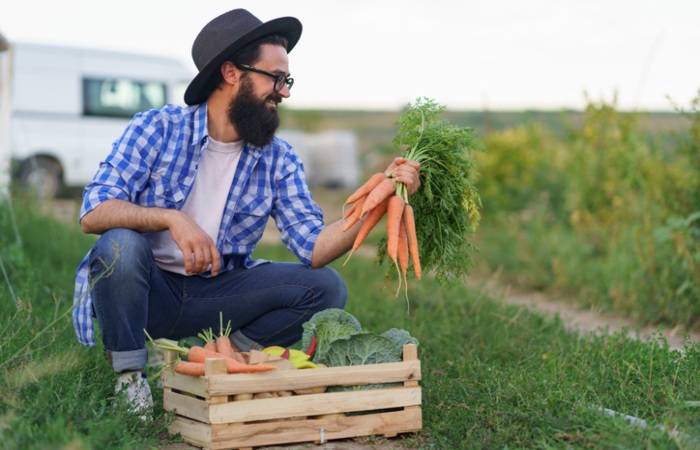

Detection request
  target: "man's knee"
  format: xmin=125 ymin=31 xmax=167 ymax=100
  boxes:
xmin=316 ymin=267 xmax=348 ymax=309
xmin=90 ymin=228 xmax=151 ymax=276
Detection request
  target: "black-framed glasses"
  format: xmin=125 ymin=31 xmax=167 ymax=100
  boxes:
xmin=235 ymin=64 xmax=294 ymax=92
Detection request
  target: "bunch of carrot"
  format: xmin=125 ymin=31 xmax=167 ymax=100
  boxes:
xmin=170 ymin=344 xmax=276 ymax=376
xmin=340 ymin=98 xmax=484 ymax=306
xmin=145 ymin=326 xmax=276 ymax=377
xmin=342 ymin=165 xmax=422 ymax=301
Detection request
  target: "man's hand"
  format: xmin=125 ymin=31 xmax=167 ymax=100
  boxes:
xmin=166 ymin=211 xmax=222 ymax=276
xmin=386 ymin=157 xmax=421 ymax=196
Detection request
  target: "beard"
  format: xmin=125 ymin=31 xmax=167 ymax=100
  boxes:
xmin=227 ymin=75 xmax=281 ymax=147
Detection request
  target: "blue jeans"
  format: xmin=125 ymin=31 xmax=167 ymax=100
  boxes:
xmin=89 ymin=228 xmax=347 ymax=372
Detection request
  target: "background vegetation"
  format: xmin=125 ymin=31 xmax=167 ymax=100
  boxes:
xmin=472 ymin=94 xmax=699 ymax=331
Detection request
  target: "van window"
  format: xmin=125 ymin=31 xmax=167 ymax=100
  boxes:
xmin=83 ymin=78 xmax=167 ymax=118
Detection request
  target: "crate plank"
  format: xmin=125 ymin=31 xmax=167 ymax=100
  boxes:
xmin=205 ymin=360 xmax=421 ymax=396
xmin=171 ymin=408 xmax=422 ymax=449
xmin=209 ymin=386 xmax=421 ymax=424
xmin=166 ymin=385 xmax=421 ymax=424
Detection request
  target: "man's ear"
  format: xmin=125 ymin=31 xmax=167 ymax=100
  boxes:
xmin=221 ymin=61 xmax=238 ymax=85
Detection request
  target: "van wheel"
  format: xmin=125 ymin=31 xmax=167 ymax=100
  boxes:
xmin=19 ymin=156 xmax=63 ymax=199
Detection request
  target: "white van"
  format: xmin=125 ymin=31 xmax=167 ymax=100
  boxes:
xmin=9 ymin=42 xmax=193 ymax=198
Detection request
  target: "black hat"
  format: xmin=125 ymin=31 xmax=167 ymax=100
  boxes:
xmin=184 ymin=8 xmax=302 ymax=105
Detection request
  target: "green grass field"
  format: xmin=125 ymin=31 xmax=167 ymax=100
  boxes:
xmin=1 ymin=195 xmax=699 ymax=449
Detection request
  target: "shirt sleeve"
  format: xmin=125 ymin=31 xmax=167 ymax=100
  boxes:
xmin=80 ymin=111 xmax=162 ymax=221
xmin=271 ymin=140 xmax=325 ymax=266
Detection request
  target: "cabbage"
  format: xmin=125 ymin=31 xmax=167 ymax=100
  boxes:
xmin=323 ymin=332 xmax=401 ymax=367
xmin=301 ymin=308 xmax=362 ymax=363
xmin=301 ymin=309 xmax=418 ymax=367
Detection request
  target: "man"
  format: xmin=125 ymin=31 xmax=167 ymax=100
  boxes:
xmin=72 ymin=8 xmax=420 ymax=419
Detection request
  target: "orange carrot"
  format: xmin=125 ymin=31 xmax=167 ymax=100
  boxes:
xmin=398 ymin=215 xmax=409 ymax=282
xmin=403 ymin=203 xmax=422 ymax=280
xmin=145 ymin=331 xmax=277 ymax=373
xmin=386 ymin=195 xmax=406 ymax=265
xmin=344 ymin=172 xmax=386 ymax=205
xmin=174 ymin=360 xmax=206 ymax=376
xmin=342 ymin=196 xmax=391 ymax=266
xmin=360 ymin=177 xmax=397 ymax=218
xmin=342 ymin=195 xmax=367 ymax=232
xmin=215 ymin=312 xmax=247 ymax=363
xmin=198 ymin=327 xmax=217 ymax=351
xmin=342 ymin=194 xmax=364 ymax=220
xmin=397 ymin=213 xmax=410 ymax=303
xmin=216 ymin=313 xmax=234 ymax=355
xmin=186 ymin=346 xmax=277 ymax=373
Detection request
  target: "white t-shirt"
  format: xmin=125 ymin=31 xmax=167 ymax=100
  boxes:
xmin=146 ymin=138 xmax=243 ymax=274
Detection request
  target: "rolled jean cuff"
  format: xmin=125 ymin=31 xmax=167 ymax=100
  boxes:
xmin=109 ymin=348 xmax=149 ymax=373
xmin=230 ymin=329 xmax=263 ymax=352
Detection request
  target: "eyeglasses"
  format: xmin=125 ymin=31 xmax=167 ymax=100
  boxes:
xmin=235 ymin=64 xmax=294 ymax=92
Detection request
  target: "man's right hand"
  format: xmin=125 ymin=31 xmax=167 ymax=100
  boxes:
xmin=166 ymin=211 xmax=222 ymax=276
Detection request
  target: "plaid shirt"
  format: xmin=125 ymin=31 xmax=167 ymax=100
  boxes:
xmin=72 ymin=102 xmax=325 ymax=347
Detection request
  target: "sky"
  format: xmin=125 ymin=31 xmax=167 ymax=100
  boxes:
xmin=1 ymin=0 xmax=699 ymax=112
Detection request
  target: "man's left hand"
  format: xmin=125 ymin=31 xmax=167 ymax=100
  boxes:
xmin=386 ymin=157 xmax=421 ymax=196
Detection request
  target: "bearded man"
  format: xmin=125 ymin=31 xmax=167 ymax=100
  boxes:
xmin=71 ymin=8 xmax=420 ymax=419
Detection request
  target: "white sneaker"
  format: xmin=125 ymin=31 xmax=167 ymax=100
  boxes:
xmin=115 ymin=371 xmax=153 ymax=421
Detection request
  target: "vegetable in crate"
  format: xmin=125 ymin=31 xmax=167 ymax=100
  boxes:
xmin=300 ymin=309 xmax=419 ymax=393
xmin=145 ymin=331 xmax=277 ymax=375
xmin=300 ymin=309 xmax=418 ymax=366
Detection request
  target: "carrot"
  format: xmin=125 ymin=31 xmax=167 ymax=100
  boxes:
xmin=386 ymin=195 xmax=406 ymax=301
xmin=197 ymin=327 xmax=217 ymax=352
xmin=174 ymin=360 xmax=206 ymax=376
xmin=398 ymin=214 xmax=409 ymax=283
xmin=187 ymin=346 xmax=276 ymax=373
xmin=216 ymin=312 xmax=234 ymax=355
xmin=360 ymin=177 xmax=397 ymax=218
xmin=144 ymin=331 xmax=277 ymax=374
xmin=403 ymin=203 xmax=422 ymax=280
xmin=215 ymin=312 xmax=247 ymax=364
xmin=342 ymin=195 xmax=367 ymax=232
xmin=343 ymin=195 xmax=390 ymax=266
xmin=397 ymin=213 xmax=411 ymax=308
xmin=344 ymin=172 xmax=386 ymax=205
xmin=342 ymin=194 xmax=364 ymax=220
xmin=386 ymin=195 xmax=406 ymax=265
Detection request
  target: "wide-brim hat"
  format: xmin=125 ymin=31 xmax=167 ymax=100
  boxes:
xmin=184 ymin=8 xmax=302 ymax=105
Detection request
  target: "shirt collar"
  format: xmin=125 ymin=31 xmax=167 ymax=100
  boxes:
xmin=193 ymin=102 xmax=209 ymax=146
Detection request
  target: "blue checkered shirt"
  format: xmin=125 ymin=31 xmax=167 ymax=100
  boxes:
xmin=72 ymin=102 xmax=325 ymax=347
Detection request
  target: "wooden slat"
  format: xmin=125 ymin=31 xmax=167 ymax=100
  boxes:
xmin=164 ymin=390 xmax=211 ymax=423
xmin=168 ymin=416 xmax=212 ymax=449
xmin=202 ymin=360 xmax=421 ymax=397
xmin=166 ymin=385 xmax=421 ymax=424
xmin=162 ymin=344 xmax=421 ymax=398
xmin=162 ymin=367 xmax=210 ymax=397
xmin=208 ymin=386 xmax=421 ymax=424
xmin=171 ymin=408 xmax=422 ymax=450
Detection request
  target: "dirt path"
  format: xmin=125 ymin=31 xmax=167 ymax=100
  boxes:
xmin=473 ymin=274 xmax=700 ymax=351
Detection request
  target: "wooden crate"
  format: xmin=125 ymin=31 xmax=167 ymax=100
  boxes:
xmin=162 ymin=344 xmax=422 ymax=450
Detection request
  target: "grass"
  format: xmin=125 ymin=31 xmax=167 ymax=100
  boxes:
xmin=1 ymin=194 xmax=699 ymax=449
